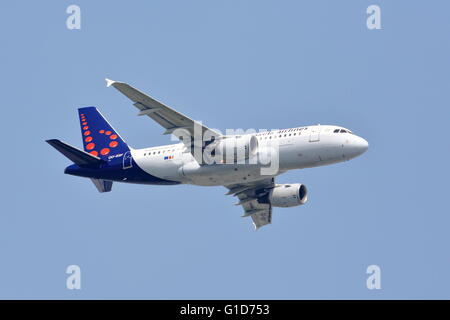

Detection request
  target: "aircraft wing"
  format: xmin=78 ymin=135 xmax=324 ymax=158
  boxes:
xmin=225 ymin=178 xmax=275 ymax=230
xmin=106 ymin=79 xmax=222 ymax=161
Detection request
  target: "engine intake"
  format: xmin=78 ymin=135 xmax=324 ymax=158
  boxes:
xmin=269 ymin=183 xmax=308 ymax=207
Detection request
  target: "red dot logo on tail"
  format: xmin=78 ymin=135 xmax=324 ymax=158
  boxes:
xmin=100 ymin=148 xmax=110 ymax=155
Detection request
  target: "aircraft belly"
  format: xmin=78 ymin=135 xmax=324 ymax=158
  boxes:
xmin=180 ymin=162 xmax=272 ymax=186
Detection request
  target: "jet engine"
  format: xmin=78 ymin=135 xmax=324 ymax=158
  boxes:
xmin=268 ymin=183 xmax=308 ymax=207
xmin=205 ymin=135 xmax=258 ymax=163
xmin=234 ymin=135 xmax=258 ymax=160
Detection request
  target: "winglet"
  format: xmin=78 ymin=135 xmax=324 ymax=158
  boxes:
xmin=105 ymin=78 xmax=116 ymax=87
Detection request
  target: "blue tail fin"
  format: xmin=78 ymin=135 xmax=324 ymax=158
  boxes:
xmin=78 ymin=107 xmax=130 ymax=159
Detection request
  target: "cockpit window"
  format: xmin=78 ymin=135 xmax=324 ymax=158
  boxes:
xmin=334 ymin=128 xmax=354 ymax=133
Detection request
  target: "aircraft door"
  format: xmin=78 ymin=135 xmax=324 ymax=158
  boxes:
xmin=123 ymin=151 xmax=133 ymax=169
xmin=309 ymin=125 xmax=321 ymax=142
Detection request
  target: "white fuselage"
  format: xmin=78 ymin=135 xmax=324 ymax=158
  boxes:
xmin=130 ymin=125 xmax=369 ymax=186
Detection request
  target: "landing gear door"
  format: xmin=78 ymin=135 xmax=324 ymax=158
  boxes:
xmin=309 ymin=125 xmax=321 ymax=142
xmin=123 ymin=151 xmax=133 ymax=169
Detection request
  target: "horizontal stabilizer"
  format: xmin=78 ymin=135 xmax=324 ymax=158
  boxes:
xmin=90 ymin=179 xmax=113 ymax=193
xmin=46 ymin=139 xmax=104 ymax=166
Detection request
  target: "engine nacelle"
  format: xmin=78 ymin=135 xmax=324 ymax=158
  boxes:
xmin=234 ymin=135 xmax=258 ymax=160
xmin=205 ymin=135 xmax=258 ymax=163
xmin=269 ymin=183 xmax=308 ymax=207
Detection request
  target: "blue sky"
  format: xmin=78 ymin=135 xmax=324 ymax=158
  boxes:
xmin=0 ymin=1 xmax=449 ymax=299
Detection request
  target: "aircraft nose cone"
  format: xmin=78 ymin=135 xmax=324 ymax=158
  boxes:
xmin=345 ymin=136 xmax=369 ymax=159
xmin=353 ymin=136 xmax=369 ymax=156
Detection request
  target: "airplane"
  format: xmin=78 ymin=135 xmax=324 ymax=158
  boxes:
xmin=47 ymin=79 xmax=368 ymax=229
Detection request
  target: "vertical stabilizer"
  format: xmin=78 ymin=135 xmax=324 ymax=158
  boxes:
xmin=78 ymin=107 xmax=130 ymax=159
